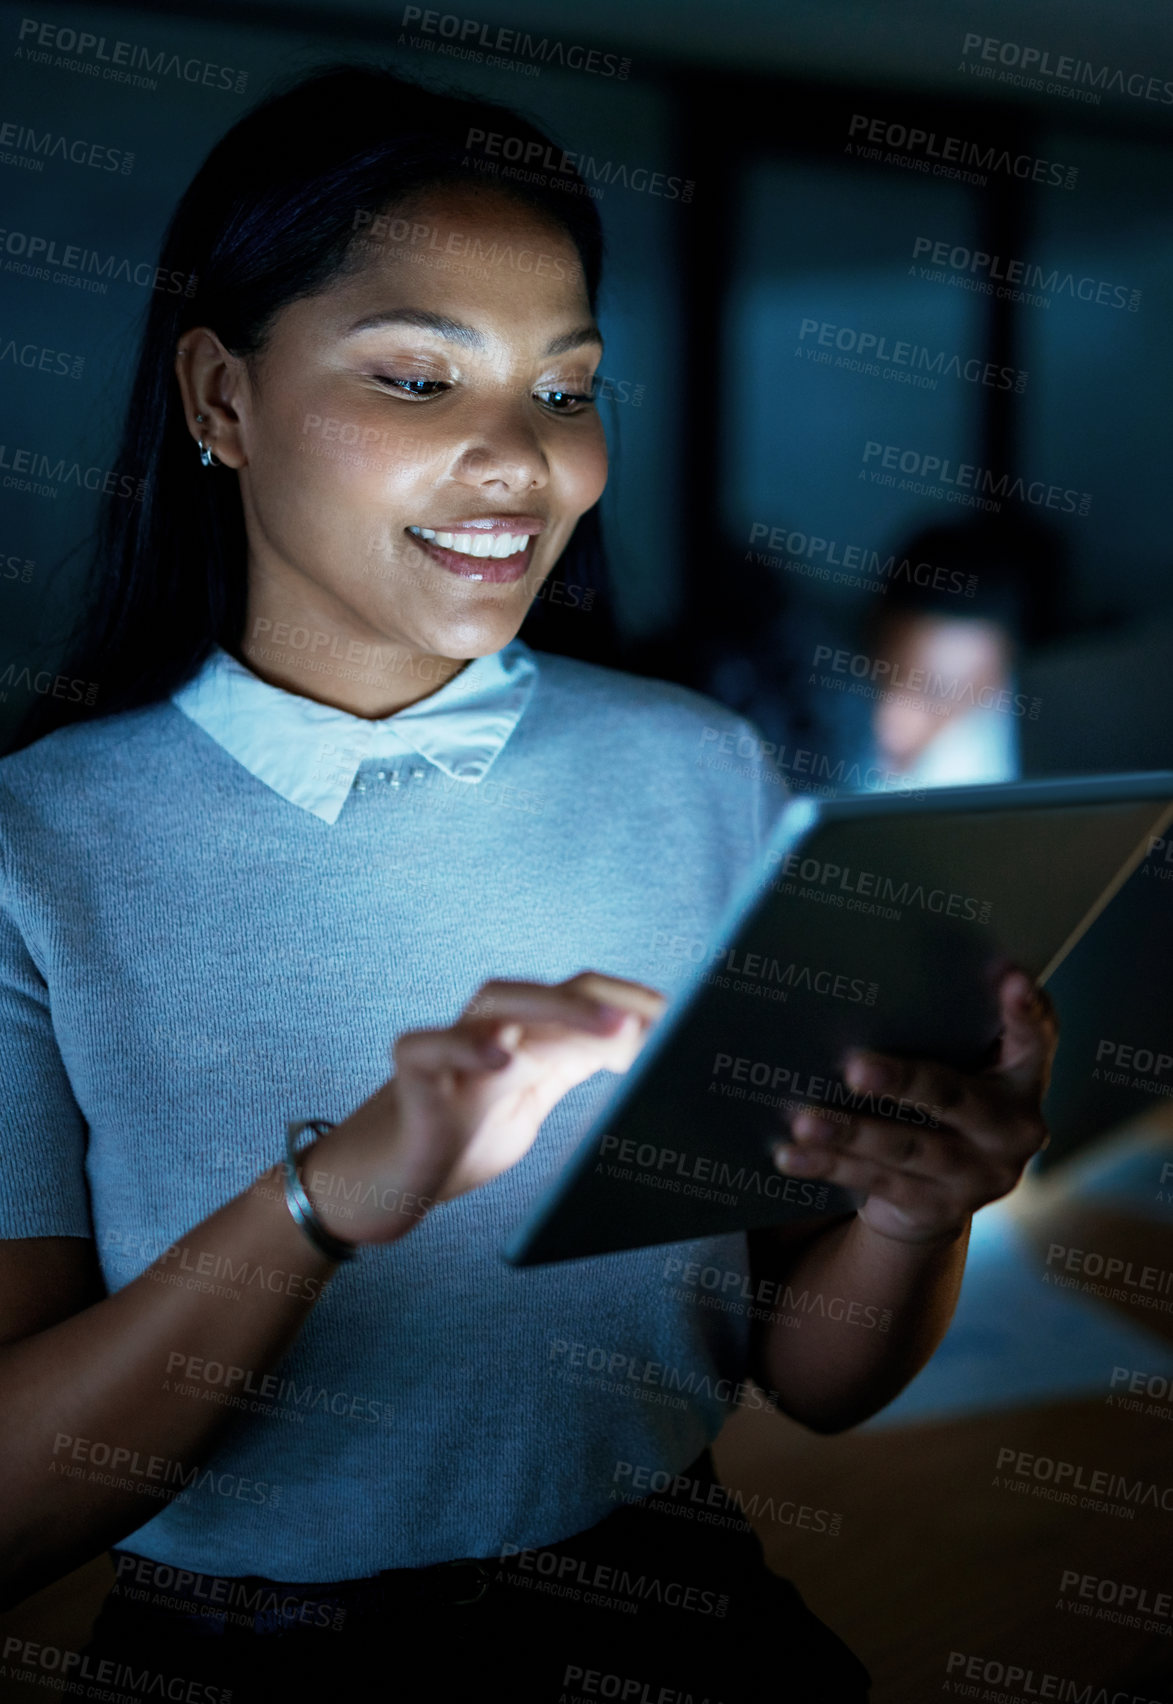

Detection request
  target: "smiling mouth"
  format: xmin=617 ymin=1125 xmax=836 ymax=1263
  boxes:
xmin=406 ymin=524 xmax=538 ymax=583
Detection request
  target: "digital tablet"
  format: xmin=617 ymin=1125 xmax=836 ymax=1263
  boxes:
xmin=503 ymin=773 xmax=1173 ymax=1266
xmin=1034 ymin=826 xmax=1173 ymax=1167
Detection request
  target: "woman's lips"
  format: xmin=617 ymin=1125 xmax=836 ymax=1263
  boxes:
xmin=405 ymin=522 xmax=541 ymax=584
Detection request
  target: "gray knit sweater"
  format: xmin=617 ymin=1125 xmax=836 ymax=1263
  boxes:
xmin=0 ymin=648 xmax=785 ymax=1580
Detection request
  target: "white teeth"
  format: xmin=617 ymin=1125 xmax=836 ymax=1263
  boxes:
xmin=490 ymin=534 xmax=528 ymax=558
xmin=409 ymin=526 xmax=529 ymax=559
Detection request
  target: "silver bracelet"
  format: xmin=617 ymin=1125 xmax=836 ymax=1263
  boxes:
xmin=283 ymin=1120 xmax=359 ymax=1263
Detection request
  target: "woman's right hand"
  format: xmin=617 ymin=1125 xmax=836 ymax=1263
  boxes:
xmin=300 ymin=972 xmax=666 ymax=1248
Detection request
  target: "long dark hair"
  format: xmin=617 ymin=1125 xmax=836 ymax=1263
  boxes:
xmin=10 ymin=65 xmax=614 ymax=754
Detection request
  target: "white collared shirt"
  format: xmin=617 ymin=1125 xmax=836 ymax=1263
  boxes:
xmin=171 ymin=638 xmax=538 ymax=824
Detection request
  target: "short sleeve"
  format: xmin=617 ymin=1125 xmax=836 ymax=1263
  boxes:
xmin=0 ymin=878 xmax=93 ymax=1240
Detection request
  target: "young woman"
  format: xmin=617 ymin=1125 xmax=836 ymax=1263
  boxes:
xmin=0 ymin=66 xmax=1055 ymax=1702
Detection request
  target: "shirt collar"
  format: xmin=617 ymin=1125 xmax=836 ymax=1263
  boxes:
xmin=171 ymin=638 xmax=538 ymax=824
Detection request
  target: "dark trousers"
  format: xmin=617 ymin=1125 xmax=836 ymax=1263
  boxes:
xmin=84 ymin=1453 xmax=871 ymax=1701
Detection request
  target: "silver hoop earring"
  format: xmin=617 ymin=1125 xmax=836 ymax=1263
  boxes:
xmin=194 ymin=414 xmax=222 ymax=469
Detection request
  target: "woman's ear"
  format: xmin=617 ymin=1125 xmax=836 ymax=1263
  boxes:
xmin=175 ymin=327 xmax=249 ymax=469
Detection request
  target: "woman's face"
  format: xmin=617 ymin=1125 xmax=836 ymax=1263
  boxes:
xmin=178 ymin=184 xmax=607 ymax=707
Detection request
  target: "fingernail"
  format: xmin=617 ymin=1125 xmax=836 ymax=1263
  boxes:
xmin=498 ymin=1023 xmax=523 ymax=1050
xmin=791 ymin=1113 xmax=822 ymax=1140
xmin=774 ymin=1144 xmax=817 ymax=1171
xmin=481 ymin=1044 xmax=511 ymax=1069
xmin=595 ymin=1004 xmax=633 ymax=1031
xmin=845 ymin=1053 xmax=894 ymax=1091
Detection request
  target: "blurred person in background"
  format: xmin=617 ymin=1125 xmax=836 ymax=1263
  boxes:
xmin=863 ymin=515 xmax=1063 ymax=790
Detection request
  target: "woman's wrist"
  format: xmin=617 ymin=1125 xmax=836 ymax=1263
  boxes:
xmin=284 ymin=1129 xmax=361 ymax=1263
xmin=854 ymin=1207 xmax=973 ymax=1253
xmin=297 ymin=1094 xmax=436 ymax=1248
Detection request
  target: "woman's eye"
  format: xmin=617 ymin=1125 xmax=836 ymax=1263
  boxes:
xmin=370 ymin=375 xmax=449 ymax=398
xmin=536 ymin=388 xmax=595 ymax=413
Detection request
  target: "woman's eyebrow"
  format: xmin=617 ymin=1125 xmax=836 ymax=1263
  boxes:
xmin=343 ymin=309 xmax=485 ymax=347
xmin=342 ymin=308 xmax=603 ymax=357
xmin=544 ymin=325 xmax=604 ymax=356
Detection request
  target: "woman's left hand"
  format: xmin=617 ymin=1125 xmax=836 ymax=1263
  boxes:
xmin=774 ymin=969 xmax=1058 ymax=1245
